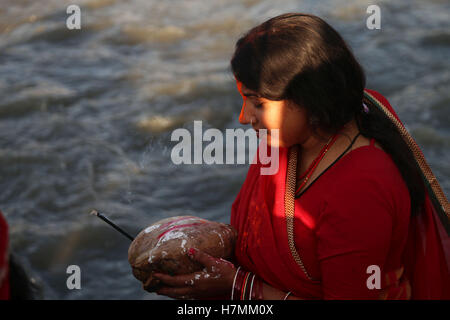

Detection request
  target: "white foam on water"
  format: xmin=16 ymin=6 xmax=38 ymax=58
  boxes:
xmin=136 ymin=115 xmax=179 ymax=133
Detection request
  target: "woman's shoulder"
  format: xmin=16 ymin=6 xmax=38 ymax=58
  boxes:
xmin=364 ymin=88 xmax=405 ymax=127
xmin=316 ymin=145 xmax=411 ymax=226
xmin=324 ymin=144 xmax=410 ymax=207
xmin=334 ymin=144 xmax=404 ymax=185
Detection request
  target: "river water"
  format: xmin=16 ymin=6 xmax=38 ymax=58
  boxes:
xmin=0 ymin=0 xmax=449 ymax=299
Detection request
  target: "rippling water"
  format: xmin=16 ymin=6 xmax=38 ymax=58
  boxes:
xmin=1 ymin=0 xmax=449 ymax=299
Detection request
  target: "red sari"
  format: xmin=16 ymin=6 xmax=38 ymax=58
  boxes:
xmin=230 ymin=89 xmax=450 ymax=299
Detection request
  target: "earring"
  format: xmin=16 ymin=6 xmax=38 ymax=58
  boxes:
xmin=363 ymin=102 xmax=369 ymax=114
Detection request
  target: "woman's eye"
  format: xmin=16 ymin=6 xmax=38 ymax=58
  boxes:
xmin=255 ymin=103 xmax=263 ymax=109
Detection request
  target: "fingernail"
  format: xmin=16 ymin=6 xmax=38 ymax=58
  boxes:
xmin=188 ymin=248 xmax=196 ymax=257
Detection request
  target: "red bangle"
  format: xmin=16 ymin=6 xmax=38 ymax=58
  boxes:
xmin=232 ymin=268 xmax=246 ymax=300
xmin=240 ymin=272 xmax=251 ymax=300
xmin=232 ymin=268 xmax=264 ymax=300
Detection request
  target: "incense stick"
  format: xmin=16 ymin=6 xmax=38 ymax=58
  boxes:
xmin=90 ymin=210 xmax=135 ymax=241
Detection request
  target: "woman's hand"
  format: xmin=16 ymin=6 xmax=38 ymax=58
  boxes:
xmin=151 ymin=248 xmax=237 ymax=300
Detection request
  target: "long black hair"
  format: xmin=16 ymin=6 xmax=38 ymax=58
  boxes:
xmin=230 ymin=13 xmax=425 ymax=216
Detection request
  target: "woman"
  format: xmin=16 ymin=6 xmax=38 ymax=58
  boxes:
xmin=151 ymin=13 xmax=450 ymax=300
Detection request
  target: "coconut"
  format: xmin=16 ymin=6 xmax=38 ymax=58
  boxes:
xmin=128 ymin=216 xmax=237 ymax=291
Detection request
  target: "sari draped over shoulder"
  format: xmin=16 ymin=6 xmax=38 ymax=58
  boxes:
xmin=230 ymin=89 xmax=450 ymax=299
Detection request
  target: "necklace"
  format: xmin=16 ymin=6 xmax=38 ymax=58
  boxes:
xmin=295 ymin=132 xmax=362 ymax=198
xmin=295 ymin=132 xmax=341 ymax=194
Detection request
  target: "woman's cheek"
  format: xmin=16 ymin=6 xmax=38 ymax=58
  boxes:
xmin=263 ymin=131 xmax=285 ymax=148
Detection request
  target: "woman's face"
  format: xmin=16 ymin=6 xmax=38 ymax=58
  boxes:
xmin=238 ymin=83 xmax=311 ymax=148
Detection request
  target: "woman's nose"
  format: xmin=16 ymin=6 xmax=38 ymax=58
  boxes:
xmin=238 ymin=99 xmax=247 ymax=124
xmin=235 ymin=81 xmax=255 ymax=125
xmin=239 ymin=101 xmax=254 ymax=125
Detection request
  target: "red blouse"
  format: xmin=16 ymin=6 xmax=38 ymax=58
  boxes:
xmin=292 ymin=138 xmax=410 ymax=298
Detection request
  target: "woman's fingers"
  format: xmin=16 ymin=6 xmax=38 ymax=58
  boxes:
xmin=151 ymin=249 xmax=236 ymax=299
xmin=153 ymin=272 xmax=202 ymax=287
xmin=188 ymin=248 xmax=216 ymax=269
xmin=156 ymin=286 xmax=193 ymax=299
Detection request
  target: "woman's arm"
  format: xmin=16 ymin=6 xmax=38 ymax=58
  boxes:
xmin=261 ymin=282 xmax=302 ymax=300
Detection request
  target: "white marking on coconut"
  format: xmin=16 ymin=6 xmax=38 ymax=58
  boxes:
xmin=184 ymin=279 xmax=195 ymax=286
xmin=170 ymin=217 xmax=200 ymax=227
xmin=213 ymin=230 xmax=225 ymax=248
xmin=160 ymin=230 xmax=188 ymax=243
xmin=146 ymin=228 xmax=189 ymax=263
xmin=144 ymin=224 xmax=161 ymax=234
